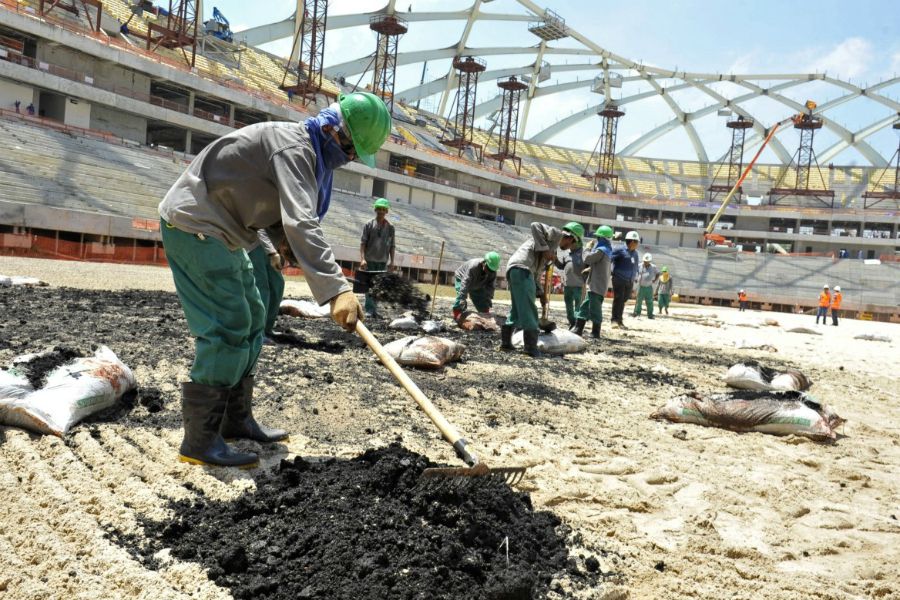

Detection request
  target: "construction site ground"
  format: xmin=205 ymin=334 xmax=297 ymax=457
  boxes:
xmin=0 ymin=256 xmax=898 ymax=600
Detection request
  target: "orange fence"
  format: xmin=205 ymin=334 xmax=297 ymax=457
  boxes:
xmin=1 ymin=231 xmax=168 ymax=266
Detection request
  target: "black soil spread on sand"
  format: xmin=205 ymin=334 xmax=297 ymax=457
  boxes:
xmin=118 ymin=445 xmax=607 ymax=600
xmin=367 ymin=273 xmax=430 ymax=317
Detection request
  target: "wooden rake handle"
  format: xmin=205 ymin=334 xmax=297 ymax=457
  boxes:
xmin=354 ymin=321 xmax=478 ymax=466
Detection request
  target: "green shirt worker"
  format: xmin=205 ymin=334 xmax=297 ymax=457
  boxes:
xmin=159 ymin=92 xmax=391 ymax=468
xmin=452 ymin=252 xmax=500 ymax=318
xmin=359 ymin=197 xmax=396 ymax=319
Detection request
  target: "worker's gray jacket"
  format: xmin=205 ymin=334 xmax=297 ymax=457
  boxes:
xmin=582 ymin=244 xmax=612 ymax=295
xmin=506 ymin=222 xmax=568 ymax=277
xmin=250 ymin=229 xmax=277 ymax=255
xmin=555 ymin=254 xmax=584 ymax=289
xmin=455 ymin=258 xmax=496 ymax=298
xmin=158 ymin=121 xmax=347 ymax=305
xmin=360 ymin=218 xmax=395 ymax=263
xmin=637 ymin=263 xmax=660 ymax=287
xmin=656 ymin=277 xmax=674 ymax=295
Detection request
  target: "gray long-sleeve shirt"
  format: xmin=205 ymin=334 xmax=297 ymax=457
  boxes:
xmin=158 ymin=121 xmax=348 ymax=305
xmin=506 ymin=222 xmax=567 ymax=277
xmin=454 ymin=258 xmax=496 ymax=299
xmin=637 ymin=263 xmax=660 ymax=287
xmin=582 ymin=245 xmax=612 ymax=295
xmin=555 ymin=253 xmax=584 ymax=289
xmin=656 ymin=276 xmax=674 ymax=295
xmin=360 ymin=218 xmax=395 ymax=263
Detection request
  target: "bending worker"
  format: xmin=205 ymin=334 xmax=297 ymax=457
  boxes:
xmin=610 ymin=231 xmax=640 ymax=328
xmin=655 ymin=266 xmax=673 ymax=315
xmin=248 ymin=229 xmax=286 ymax=341
xmin=452 ymin=251 xmax=501 ymax=319
xmin=502 ymin=221 xmax=584 ymax=357
xmin=555 ymin=246 xmax=584 ymax=329
xmin=572 ymin=225 xmax=613 ymax=338
xmin=159 ymin=92 xmax=391 ymax=469
xmin=359 ymin=197 xmax=395 ymax=319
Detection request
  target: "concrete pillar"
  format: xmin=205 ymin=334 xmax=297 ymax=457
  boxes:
xmin=187 ymin=91 xmax=195 ymax=116
xmin=184 ymin=130 xmax=192 ymax=153
xmin=229 ymin=104 xmax=236 ymax=126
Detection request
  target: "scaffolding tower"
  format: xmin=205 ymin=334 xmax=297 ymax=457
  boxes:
xmin=143 ymin=1 xmax=199 ymax=68
xmin=442 ymin=56 xmax=486 ymax=161
xmin=281 ymin=0 xmax=329 ymax=104
xmin=486 ymin=76 xmax=528 ymax=175
xmin=708 ymin=115 xmax=754 ymax=202
xmin=769 ymin=100 xmax=835 ymax=208
xmin=862 ymin=118 xmax=900 ymax=209
xmin=38 ymin=0 xmax=103 ymax=33
xmin=369 ymin=15 xmax=408 ymax=113
xmin=582 ymin=103 xmax=625 ymax=193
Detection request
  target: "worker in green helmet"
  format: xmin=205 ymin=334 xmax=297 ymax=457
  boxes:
xmin=655 ymin=266 xmax=673 ymax=315
xmin=452 ymin=251 xmax=501 ymax=319
xmin=359 ymin=197 xmax=396 ymax=319
xmin=502 ymin=221 xmax=583 ymax=357
xmin=572 ymin=225 xmax=614 ymax=338
xmin=554 ymin=244 xmax=584 ymax=329
xmin=159 ymin=92 xmax=391 ymax=469
xmin=247 ymin=229 xmax=286 ymax=342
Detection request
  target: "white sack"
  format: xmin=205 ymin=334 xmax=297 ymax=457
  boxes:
xmin=279 ymin=299 xmax=330 ymax=318
xmin=512 ymin=329 xmax=587 ymax=355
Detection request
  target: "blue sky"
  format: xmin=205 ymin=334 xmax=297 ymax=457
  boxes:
xmin=204 ymin=1 xmax=900 ymax=164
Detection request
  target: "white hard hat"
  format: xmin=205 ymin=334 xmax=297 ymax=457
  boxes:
xmin=740 ymin=289 xmax=745 ymax=293
xmin=643 ymin=253 xmax=652 ymax=262
xmin=625 ymin=231 xmax=640 ymax=242
xmin=834 ymin=286 xmax=841 ymax=292
xmin=823 ymin=284 xmax=829 ymax=288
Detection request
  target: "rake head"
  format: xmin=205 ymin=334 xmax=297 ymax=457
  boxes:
xmin=421 ymin=463 xmax=527 ymax=486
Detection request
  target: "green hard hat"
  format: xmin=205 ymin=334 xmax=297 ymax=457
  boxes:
xmin=595 ymin=225 xmax=614 ymax=239
xmin=339 ymin=92 xmax=392 ymax=168
xmin=562 ymin=221 xmax=584 ymax=242
xmin=484 ymin=251 xmax=501 ymax=272
xmin=661 ymin=266 xmax=669 ymax=272
xmin=373 ymin=198 xmax=390 ymax=210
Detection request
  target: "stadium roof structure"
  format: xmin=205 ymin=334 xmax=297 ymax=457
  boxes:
xmin=235 ymin=0 xmax=900 ymax=168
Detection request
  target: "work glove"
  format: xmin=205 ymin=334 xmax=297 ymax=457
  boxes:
xmin=268 ymin=253 xmax=285 ymax=271
xmin=330 ymin=291 xmax=363 ymax=332
xmin=452 ymin=308 xmax=463 ymax=320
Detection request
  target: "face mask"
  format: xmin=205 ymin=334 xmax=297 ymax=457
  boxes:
xmin=321 ymin=134 xmax=351 ymax=170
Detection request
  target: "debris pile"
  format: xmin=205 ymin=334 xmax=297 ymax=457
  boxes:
xmin=367 ymin=273 xmax=430 ymax=318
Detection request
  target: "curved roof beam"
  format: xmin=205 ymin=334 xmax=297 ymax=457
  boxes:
xmin=818 ymin=114 xmax=900 ymax=164
xmin=643 ymin=76 xmax=708 ymax=163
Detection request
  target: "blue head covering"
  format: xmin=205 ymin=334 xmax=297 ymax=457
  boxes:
xmin=592 ymin=236 xmax=613 ymax=258
xmin=303 ymin=105 xmax=349 ymax=222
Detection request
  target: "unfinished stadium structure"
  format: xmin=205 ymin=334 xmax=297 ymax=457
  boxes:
xmin=0 ymin=0 xmax=898 ymax=319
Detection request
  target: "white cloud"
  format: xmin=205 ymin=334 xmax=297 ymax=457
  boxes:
xmin=806 ymin=37 xmax=873 ymax=79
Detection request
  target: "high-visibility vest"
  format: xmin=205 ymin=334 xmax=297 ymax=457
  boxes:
xmin=818 ymin=292 xmax=831 ymax=307
xmin=831 ymin=292 xmax=842 ymax=309
xmin=739 ymin=292 xmax=747 ymax=302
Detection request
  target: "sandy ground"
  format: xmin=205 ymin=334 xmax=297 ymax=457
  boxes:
xmin=1 ymin=256 xmax=899 ymax=600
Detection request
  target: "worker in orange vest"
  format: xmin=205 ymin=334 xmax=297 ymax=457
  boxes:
xmin=830 ymin=285 xmax=842 ymax=326
xmin=816 ymin=284 xmax=831 ymax=325
xmin=738 ymin=289 xmax=748 ymax=312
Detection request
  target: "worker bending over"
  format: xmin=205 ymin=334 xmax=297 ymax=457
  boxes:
xmin=502 ymin=221 xmax=584 ymax=357
xmin=452 ymin=251 xmax=501 ymax=318
xmin=572 ymin=225 xmax=613 ymax=338
xmin=159 ymin=92 xmax=391 ymax=468
xmin=359 ymin=197 xmax=396 ymax=319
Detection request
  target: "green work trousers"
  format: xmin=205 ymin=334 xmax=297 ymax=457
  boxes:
xmin=563 ymin=286 xmax=583 ymax=326
xmin=658 ymin=293 xmax=671 ymax=311
xmin=161 ymin=220 xmax=265 ymax=388
xmin=248 ymin=245 xmax=286 ymax=336
xmin=505 ymin=267 xmax=539 ymax=332
xmin=453 ymin=278 xmax=492 ymax=312
xmin=576 ymin=291 xmax=604 ymax=325
xmin=634 ymin=285 xmax=654 ymax=317
xmin=363 ymin=261 xmax=386 ymax=314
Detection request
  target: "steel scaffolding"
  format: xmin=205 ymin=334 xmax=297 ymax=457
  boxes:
xmin=487 ymin=76 xmax=528 ymax=175
xmin=369 ymin=15 xmax=407 ymax=113
xmin=708 ymin=115 xmax=754 ymax=202
xmin=769 ymin=101 xmax=835 ymax=208
xmin=442 ymin=56 xmax=486 ymax=161
xmin=281 ymin=0 xmax=329 ymax=103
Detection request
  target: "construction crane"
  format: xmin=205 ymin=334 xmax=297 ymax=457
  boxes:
xmin=204 ymin=6 xmax=233 ymax=43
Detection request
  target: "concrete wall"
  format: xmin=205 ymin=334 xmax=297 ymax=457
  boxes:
xmin=410 ymin=187 xmax=432 ymax=209
xmin=36 ymin=43 xmax=152 ymax=96
xmin=434 ymin=193 xmax=455 ymax=213
xmin=657 ymin=230 xmax=681 ymax=247
xmin=89 ymin=104 xmax=147 ymax=142
xmin=333 ymin=170 xmax=362 ymax=194
xmin=64 ymin=97 xmax=90 ymax=129
xmin=0 ymin=79 xmax=35 ymax=112
xmin=385 ymin=181 xmax=410 ymax=204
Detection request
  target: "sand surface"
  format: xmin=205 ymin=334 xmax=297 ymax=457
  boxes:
xmin=1 ymin=256 xmax=898 ymax=599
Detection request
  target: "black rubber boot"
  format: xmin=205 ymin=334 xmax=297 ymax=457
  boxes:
xmin=591 ymin=322 xmax=601 ymax=339
xmin=572 ymin=319 xmax=587 ymax=336
xmin=500 ymin=324 xmax=514 ymax=350
xmin=523 ymin=329 xmax=542 ymax=358
xmin=221 ymin=376 xmax=289 ymax=443
xmin=179 ymin=382 xmax=259 ymax=469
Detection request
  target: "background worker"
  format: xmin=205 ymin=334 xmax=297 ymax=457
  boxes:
xmin=738 ymin=289 xmax=748 ymax=311
xmin=633 ymin=253 xmax=660 ymax=319
xmin=248 ymin=229 xmax=286 ymax=342
xmin=555 ymin=246 xmax=585 ymax=328
xmin=502 ymin=221 xmax=584 ymax=357
xmin=610 ymin=231 xmax=640 ymax=328
xmin=452 ymin=251 xmax=500 ymax=318
xmin=655 ymin=266 xmax=673 ymax=315
xmin=359 ymin=197 xmax=395 ymax=319
xmin=816 ymin=284 xmax=831 ymax=324
xmin=572 ymin=225 xmax=613 ymax=338
xmin=158 ymin=92 xmax=391 ymax=469
xmin=831 ymin=285 xmax=842 ymax=326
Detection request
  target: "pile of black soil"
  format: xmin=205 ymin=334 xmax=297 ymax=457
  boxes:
xmin=368 ymin=273 xmax=429 ymax=318
xmin=116 ymin=445 xmax=610 ymax=599
xmin=11 ymin=345 xmax=84 ymax=388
